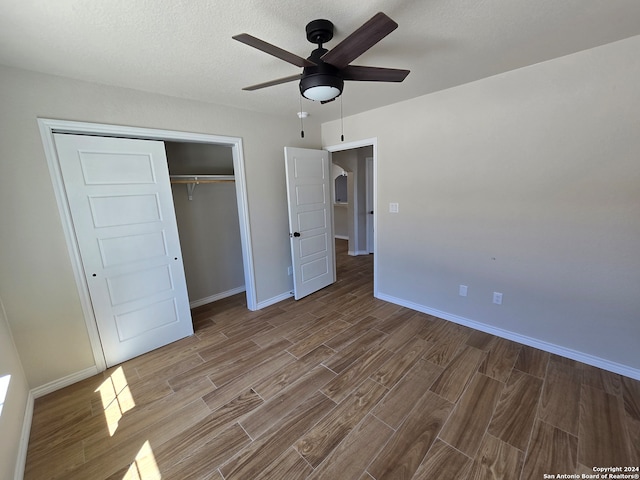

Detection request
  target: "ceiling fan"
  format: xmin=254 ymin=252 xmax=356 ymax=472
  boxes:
xmin=232 ymin=12 xmax=410 ymax=103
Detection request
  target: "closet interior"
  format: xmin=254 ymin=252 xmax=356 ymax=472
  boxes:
xmin=166 ymin=141 xmax=245 ymax=308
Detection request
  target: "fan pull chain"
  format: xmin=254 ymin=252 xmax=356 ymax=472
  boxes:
xmin=340 ymin=95 xmax=344 ymax=142
xmin=299 ymin=95 xmax=305 ymax=138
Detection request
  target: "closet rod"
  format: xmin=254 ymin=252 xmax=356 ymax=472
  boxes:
xmin=169 ymin=175 xmax=235 ymax=201
xmin=169 ymin=175 xmax=235 ymax=184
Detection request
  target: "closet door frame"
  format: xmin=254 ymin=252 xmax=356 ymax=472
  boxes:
xmin=38 ymin=118 xmax=257 ymax=372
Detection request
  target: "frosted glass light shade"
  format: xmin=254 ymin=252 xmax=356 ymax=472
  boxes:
xmin=303 ymin=85 xmax=341 ymax=102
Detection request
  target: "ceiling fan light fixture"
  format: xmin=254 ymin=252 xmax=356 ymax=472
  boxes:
xmin=300 ymin=73 xmax=343 ymax=102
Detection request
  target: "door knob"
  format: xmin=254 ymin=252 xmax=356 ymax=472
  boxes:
xmin=293 ymin=232 xmax=301 ymax=237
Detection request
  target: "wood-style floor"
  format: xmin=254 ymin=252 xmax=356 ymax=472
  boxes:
xmin=25 ymin=240 xmax=640 ymax=480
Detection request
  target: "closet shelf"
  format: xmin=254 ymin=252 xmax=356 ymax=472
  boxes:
xmin=169 ymin=175 xmax=235 ymax=200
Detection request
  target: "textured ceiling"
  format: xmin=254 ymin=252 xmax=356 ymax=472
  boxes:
xmin=1 ymin=0 xmax=639 ymax=123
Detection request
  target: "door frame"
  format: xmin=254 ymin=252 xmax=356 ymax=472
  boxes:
xmin=325 ymin=138 xmax=378 ymax=297
xmin=38 ymin=118 xmax=257 ymax=372
xmin=365 ymin=156 xmax=374 ymax=254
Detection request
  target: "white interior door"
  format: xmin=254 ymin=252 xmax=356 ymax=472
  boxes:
xmin=284 ymin=147 xmax=336 ymax=300
xmin=54 ymin=133 xmax=193 ymax=367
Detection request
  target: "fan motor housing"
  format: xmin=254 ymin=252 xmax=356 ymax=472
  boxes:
xmin=306 ymin=19 xmax=334 ymax=45
xmin=299 ymin=61 xmax=344 ymax=100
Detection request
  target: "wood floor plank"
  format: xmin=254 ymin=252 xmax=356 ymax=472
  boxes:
xmin=66 ymin=399 xmax=210 ymax=480
xmin=371 ymin=337 xmax=430 ymax=388
xmin=253 ymin=448 xmax=312 ymax=480
xmin=478 ymin=336 xmax=521 ymax=383
xmin=158 ymin=423 xmax=251 ymax=479
xmin=622 ymin=375 xmax=640 ymax=422
xmin=537 ymin=358 xmax=582 ymax=435
xmin=369 ymin=301 xmax=403 ymax=320
xmin=308 ymin=415 xmax=393 ymax=480
xmin=466 ymin=330 xmax=496 ymax=351
xmin=429 ymin=345 xmax=486 ymax=403
xmin=286 ymin=318 xmax=351 ymax=358
xmin=468 ymin=434 xmax=524 ymax=480
xmin=521 ymin=420 xmax=578 ymax=480
xmin=201 ymin=350 xmax=294 ymax=412
xmin=323 ymin=315 xmax=382 ymax=351
xmin=579 ymin=384 xmax=633 ymax=467
xmin=284 ymin=312 xmax=347 ymax=344
xmin=440 ymin=373 xmax=505 ymax=458
xmin=167 ymin=355 xmax=249 ymax=392
xmin=378 ymin=314 xmax=430 ymax=352
xmin=197 ymin=337 xmax=260 ymax=363
xmin=295 ymin=378 xmax=388 ymax=467
xmin=251 ymin=345 xmax=334 ymax=400
xmin=153 ymin=388 xmax=262 ymax=470
xmin=372 ymin=358 xmax=443 ymax=429
xmin=29 ymin=383 xmax=95 ymax=436
xmin=367 ymin=390 xmax=454 ymax=480
xmin=83 ymin=376 xmax=214 ymax=460
xmin=218 ymin=314 xmax=276 ymax=340
xmin=220 ymin=392 xmax=336 ymax=480
xmin=622 ymin=376 xmax=640 ymax=465
xmin=240 ymin=365 xmax=335 ymax=439
xmin=514 ymin=345 xmax=549 ymax=378
xmin=375 ymin=307 xmax=419 ymax=334
xmin=26 ymin=404 xmax=105 ymax=459
xmin=321 ymin=345 xmax=394 ymax=403
xmin=207 ymin=337 xmax=293 ymax=386
xmin=322 ymin=328 xmax=386 ymax=374
xmin=132 ymin=334 xmax=203 ymax=379
xmin=24 ymin=439 xmax=85 ymax=480
xmin=421 ymin=316 xmax=470 ymax=344
xmin=487 ymin=369 xmax=543 ymax=451
xmin=582 ymin=364 xmax=623 ymax=396
xmin=412 ymin=439 xmax=473 ymax=480
xmin=137 ymin=352 xmax=205 ymax=383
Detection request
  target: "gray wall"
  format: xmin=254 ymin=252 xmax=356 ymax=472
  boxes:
xmin=323 ymin=35 xmax=640 ymax=376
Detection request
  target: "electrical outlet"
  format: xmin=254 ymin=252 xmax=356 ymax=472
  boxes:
xmin=493 ymin=292 xmax=503 ymax=305
xmin=389 ymin=202 xmax=399 ymax=213
xmin=459 ymin=285 xmax=468 ymax=297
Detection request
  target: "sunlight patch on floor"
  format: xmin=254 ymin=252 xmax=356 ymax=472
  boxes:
xmin=95 ymin=366 xmax=135 ymax=436
xmin=123 ymin=440 xmax=162 ymax=480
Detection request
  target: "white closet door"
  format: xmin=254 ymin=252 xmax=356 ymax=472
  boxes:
xmin=54 ymin=133 xmax=193 ymax=367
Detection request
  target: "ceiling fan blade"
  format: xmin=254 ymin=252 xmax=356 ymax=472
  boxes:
xmin=242 ymin=73 xmax=302 ymax=91
xmin=342 ymin=65 xmax=410 ymax=82
xmin=321 ymin=12 xmax=398 ymax=69
xmin=233 ymin=33 xmax=316 ymax=68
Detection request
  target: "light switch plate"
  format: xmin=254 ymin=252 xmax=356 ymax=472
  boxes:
xmin=389 ymin=202 xmax=399 ymax=213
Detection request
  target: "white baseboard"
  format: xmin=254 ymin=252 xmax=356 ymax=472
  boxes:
xmin=189 ymin=286 xmax=246 ymax=309
xmin=14 ymin=391 xmax=34 ymax=480
xmin=31 ymin=365 xmax=99 ymax=399
xmin=256 ymin=291 xmax=293 ymax=310
xmin=334 ymin=235 xmax=348 ymax=240
xmin=376 ymin=292 xmax=640 ymax=381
